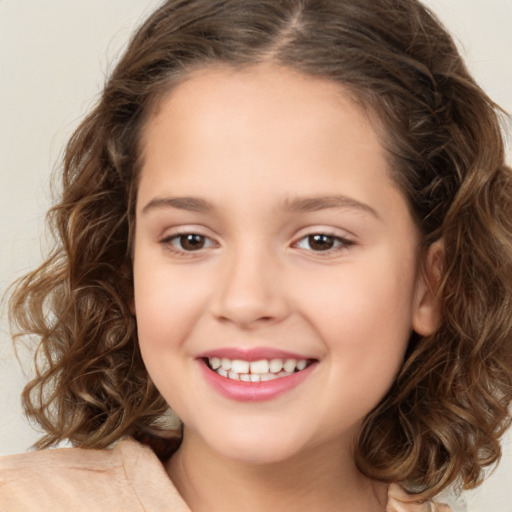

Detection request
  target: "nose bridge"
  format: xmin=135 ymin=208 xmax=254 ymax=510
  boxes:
xmin=211 ymin=240 xmax=288 ymax=327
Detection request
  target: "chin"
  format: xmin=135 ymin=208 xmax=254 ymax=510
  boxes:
xmin=196 ymin=425 xmax=314 ymax=466
xmin=217 ymin=444 xmax=305 ymax=466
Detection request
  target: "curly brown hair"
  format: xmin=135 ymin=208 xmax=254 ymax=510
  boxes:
xmin=9 ymin=0 xmax=512 ymax=498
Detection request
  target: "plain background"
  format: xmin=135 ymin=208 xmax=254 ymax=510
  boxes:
xmin=1 ymin=1 xmax=511 ymax=510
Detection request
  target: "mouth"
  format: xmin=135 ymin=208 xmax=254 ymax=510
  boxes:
xmin=203 ymin=356 xmax=313 ymax=382
xmin=197 ymin=348 xmax=318 ymax=401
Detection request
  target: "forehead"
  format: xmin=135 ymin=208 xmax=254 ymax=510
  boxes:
xmin=153 ymin=64 xmax=357 ymax=114
xmin=136 ymin=64 xmax=405 ymax=217
xmin=140 ymin=64 xmax=386 ymax=173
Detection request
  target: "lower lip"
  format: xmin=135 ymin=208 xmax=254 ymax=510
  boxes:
xmin=198 ymin=360 xmax=316 ymax=402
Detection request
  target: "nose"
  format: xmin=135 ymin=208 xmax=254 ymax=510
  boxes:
xmin=210 ymin=246 xmax=291 ymax=329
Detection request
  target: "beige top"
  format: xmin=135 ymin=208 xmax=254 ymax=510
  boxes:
xmin=0 ymin=439 xmax=461 ymax=511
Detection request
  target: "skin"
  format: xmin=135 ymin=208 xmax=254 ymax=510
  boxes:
xmin=132 ymin=64 xmax=437 ymax=512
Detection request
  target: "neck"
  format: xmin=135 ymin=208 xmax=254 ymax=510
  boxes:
xmin=165 ymin=428 xmax=388 ymax=512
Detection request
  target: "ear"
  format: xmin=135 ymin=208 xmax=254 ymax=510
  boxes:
xmin=412 ymin=240 xmax=444 ymax=336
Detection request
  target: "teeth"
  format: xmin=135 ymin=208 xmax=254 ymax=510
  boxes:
xmin=207 ymin=356 xmax=310 ymax=381
xmin=260 ymin=374 xmax=279 ymax=381
xmin=210 ymin=357 xmax=221 ymax=370
xmin=283 ymin=359 xmax=297 ymax=373
xmin=231 ymin=359 xmax=250 ymax=373
xmin=250 ymin=360 xmax=269 ymax=374
xmin=297 ymin=359 xmax=307 ymax=371
xmin=269 ymin=359 xmax=283 ymax=373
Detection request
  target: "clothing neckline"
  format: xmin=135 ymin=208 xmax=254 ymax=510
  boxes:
xmin=116 ymin=438 xmax=191 ymax=512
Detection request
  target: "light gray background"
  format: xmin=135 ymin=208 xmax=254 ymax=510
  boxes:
xmin=1 ymin=1 xmax=511 ymax=510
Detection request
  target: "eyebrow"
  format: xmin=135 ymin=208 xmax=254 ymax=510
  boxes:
xmin=142 ymin=196 xmax=213 ymax=214
xmin=141 ymin=194 xmax=379 ymax=219
xmin=282 ymin=195 xmax=379 ymax=218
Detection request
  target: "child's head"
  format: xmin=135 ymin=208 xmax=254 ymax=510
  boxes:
xmin=10 ymin=0 xmax=512 ymax=498
xmin=133 ymin=62 xmax=438 ymax=478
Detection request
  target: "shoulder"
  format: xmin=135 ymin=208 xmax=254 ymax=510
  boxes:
xmin=0 ymin=439 xmax=136 ymax=511
xmin=0 ymin=439 xmax=127 ymax=474
xmin=0 ymin=439 xmax=189 ymax=512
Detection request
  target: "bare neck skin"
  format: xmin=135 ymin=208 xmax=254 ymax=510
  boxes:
xmin=166 ymin=426 xmax=388 ymax=512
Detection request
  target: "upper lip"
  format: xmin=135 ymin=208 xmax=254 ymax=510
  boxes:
xmin=197 ymin=347 xmax=316 ymax=362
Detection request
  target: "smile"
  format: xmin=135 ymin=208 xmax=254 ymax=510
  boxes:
xmin=197 ymin=349 xmax=318 ymax=402
xmin=206 ymin=357 xmax=311 ymax=382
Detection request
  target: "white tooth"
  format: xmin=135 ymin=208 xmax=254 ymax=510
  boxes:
xmin=260 ymin=373 xmax=279 ymax=381
xmin=269 ymin=359 xmax=283 ymax=373
xmin=297 ymin=359 xmax=307 ymax=371
xmin=283 ymin=359 xmax=297 ymax=373
xmin=210 ymin=357 xmax=221 ymax=370
xmin=250 ymin=374 xmax=261 ymax=382
xmin=217 ymin=368 xmax=228 ymax=377
xmin=278 ymin=371 xmax=293 ymax=378
xmin=231 ymin=359 xmax=250 ymax=374
xmin=221 ymin=358 xmax=231 ymax=371
xmin=240 ymin=374 xmax=251 ymax=382
xmin=228 ymin=371 xmax=240 ymax=380
xmin=250 ymin=360 xmax=269 ymax=374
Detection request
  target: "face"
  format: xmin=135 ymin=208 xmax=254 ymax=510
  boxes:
xmin=133 ymin=64 xmax=435 ymax=465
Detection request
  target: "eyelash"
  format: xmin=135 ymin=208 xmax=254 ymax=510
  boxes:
xmin=160 ymin=231 xmax=355 ymax=257
xmin=293 ymin=233 xmax=355 ymax=254
xmin=160 ymin=233 xmax=217 ymax=255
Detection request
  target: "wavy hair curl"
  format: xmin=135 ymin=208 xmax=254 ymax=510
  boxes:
xmin=9 ymin=0 xmax=512 ymax=497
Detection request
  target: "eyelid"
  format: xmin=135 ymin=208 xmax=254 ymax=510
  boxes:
xmin=159 ymin=225 xmax=220 ymax=255
xmin=291 ymin=227 xmax=356 ymax=255
xmin=165 ymin=233 xmax=217 ymax=247
xmin=291 ymin=225 xmax=356 ymax=242
xmin=158 ymin=224 xmax=216 ymax=240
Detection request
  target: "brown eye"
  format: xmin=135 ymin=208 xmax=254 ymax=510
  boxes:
xmin=178 ymin=234 xmax=207 ymax=251
xmin=295 ymin=233 xmax=353 ymax=253
xmin=164 ymin=233 xmax=215 ymax=252
xmin=307 ymin=234 xmax=336 ymax=251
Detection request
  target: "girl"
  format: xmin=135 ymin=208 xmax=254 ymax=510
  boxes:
xmin=1 ymin=1 xmax=512 ymax=511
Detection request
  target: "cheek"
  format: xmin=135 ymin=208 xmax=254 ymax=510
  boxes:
xmin=133 ymin=262 xmax=211 ymax=358
xmin=132 ymin=263 xmax=213 ymax=410
xmin=294 ymin=254 xmax=416 ymax=377
xmin=299 ymin=263 xmax=414 ymax=337
xmin=294 ymin=264 xmax=414 ymax=433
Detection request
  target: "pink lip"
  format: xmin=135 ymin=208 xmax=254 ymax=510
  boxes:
xmin=197 ymin=357 xmax=317 ymax=402
xmin=197 ymin=347 xmax=314 ymax=362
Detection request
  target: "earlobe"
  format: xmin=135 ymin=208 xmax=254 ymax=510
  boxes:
xmin=412 ymin=240 xmax=444 ymax=336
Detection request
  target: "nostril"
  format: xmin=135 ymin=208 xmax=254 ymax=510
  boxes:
xmin=214 ymin=311 xmax=282 ymax=329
